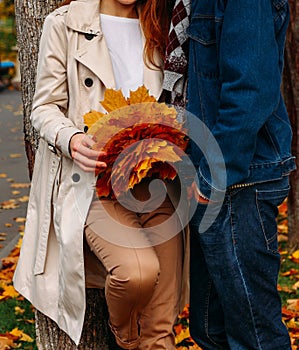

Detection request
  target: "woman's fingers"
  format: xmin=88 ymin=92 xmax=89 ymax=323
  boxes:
xmin=72 ymin=152 xmax=107 ymax=172
xmin=70 ymin=133 xmax=107 ymax=172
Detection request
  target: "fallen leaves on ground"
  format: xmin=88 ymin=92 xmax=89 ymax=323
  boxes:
xmin=0 ymin=328 xmax=33 ymax=349
xmin=9 ymin=183 xmax=30 ymax=189
xmin=0 ymin=186 xmax=298 ymax=348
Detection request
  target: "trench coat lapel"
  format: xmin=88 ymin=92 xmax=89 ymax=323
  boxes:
xmin=66 ymin=0 xmax=163 ymax=98
xmin=66 ymin=0 xmax=116 ymax=89
xmin=73 ymin=27 xmax=163 ymax=99
xmin=74 ymin=34 xmax=116 ymax=90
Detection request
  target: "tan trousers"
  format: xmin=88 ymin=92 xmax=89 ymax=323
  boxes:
xmin=85 ymin=181 xmax=183 ymax=350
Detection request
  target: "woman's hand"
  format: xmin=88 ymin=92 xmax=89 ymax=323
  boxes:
xmin=69 ymin=133 xmax=107 ymax=173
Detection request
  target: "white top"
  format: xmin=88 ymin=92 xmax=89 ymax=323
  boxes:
xmin=100 ymin=14 xmax=144 ymax=98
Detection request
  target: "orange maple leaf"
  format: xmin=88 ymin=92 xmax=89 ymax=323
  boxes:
xmin=128 ymin=85 xmax=156 ymax=104
xmin=84 ymin=110 xmax=105 ymax=129
xmin=101 ymin=89 xmax=129 ymax=112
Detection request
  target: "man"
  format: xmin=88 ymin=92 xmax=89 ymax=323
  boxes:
xmin=187 ymin=0 xmax=296 ymax=349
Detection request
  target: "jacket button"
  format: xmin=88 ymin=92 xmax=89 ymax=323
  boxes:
xmin=85 ymin=78 xmax=93 ymax=87
xmin=84 ymin=125 xmax=89 ymax=133
xmin=72 ymin=173 xmax=80 ymax=182
xmin=85 ymin=33 xmax=95 ymax=41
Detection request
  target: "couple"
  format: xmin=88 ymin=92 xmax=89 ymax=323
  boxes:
xmin=13 ymin=0 xmax=296 ymax=349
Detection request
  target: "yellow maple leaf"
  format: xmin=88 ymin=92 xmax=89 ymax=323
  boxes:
xmin=145 ymin=140 xmax=167 ymax=154
xmin=153 ymin=145 xmax=182 ymax=163
xmin=10 ymin=183 xmax=30 ymax=189
xmin=101 ymin=88 xmax=128 ymax=112
xmin=128 ymin=85 xmax=156 ymax=104
xmin=9 ymin=328 xmax=34 ymax=342
xmin=83 ymin=110 xmax=105 ymax=129
xmin=292 ymin=250 xmax=299 ymax=260
xmin=175 ymin=327 xmax=191 ymax=345
xmin=133 ymin=158 xmax=156 ymax=184
xmin=1 ymin=285 xmax=19 ymax=299
xmin=15 ymin=238 xmax=23 ymax=249
xmin=14 ymin=306 xmax=25 ymax=315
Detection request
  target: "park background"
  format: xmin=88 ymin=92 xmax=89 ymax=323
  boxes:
xmin=0 ymin=0 xmax=299 ymax=349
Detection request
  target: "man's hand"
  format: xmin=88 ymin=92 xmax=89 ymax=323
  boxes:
xmin=69 ymin=133 xmax=107 ymax=173
xmin=188 ymin=181 xmax=209 ymax=204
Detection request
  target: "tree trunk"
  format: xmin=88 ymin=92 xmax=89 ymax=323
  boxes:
xmin=283 ymin=0 xmax=299 ymax=250
xmin=14 ymin=0 xmax=115 ymax=348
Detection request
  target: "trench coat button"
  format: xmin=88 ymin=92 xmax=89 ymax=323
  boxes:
xmin=85 ymin=33 xmax=95 ymax=41
xmin=84 ymin=125 xmax=89 ymax=133
xmin=48 ymin=143 xmax=58 ymax=154
xmin=85 ymin=78 xmax=93 ymax=87
xmin=72 ymin=173 xmax=80 ymax=182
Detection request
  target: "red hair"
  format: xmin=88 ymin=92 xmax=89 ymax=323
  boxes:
xmin=139 ymin=0 xmax=173 ymax=68
xmin=59 ymin=0 xmax=173 ymax=68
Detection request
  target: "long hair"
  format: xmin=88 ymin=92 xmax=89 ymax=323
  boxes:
xmin=59 ymin=0 xmax=174 ymax=68
xmin=138 ymin=0 xmax=173 ymax=68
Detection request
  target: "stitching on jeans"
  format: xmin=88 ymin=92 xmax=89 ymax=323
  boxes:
xmin=205 ymin=279 xmax=220 ymax=346
xmin=255 ymin=190 xmax=279 ymax=254
xmin=229 ymin=193 xmax=262 ymax=349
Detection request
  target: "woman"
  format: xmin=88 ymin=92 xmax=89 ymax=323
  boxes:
xmin=13 ymin=0 xmax=186 ymax=349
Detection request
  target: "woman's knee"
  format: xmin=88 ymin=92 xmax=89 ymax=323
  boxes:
xmin=111 ymin=251 xmax=160 ymax=295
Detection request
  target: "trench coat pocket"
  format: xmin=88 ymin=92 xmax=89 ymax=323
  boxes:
xmin=33 ymin=151 xmax=62 ymax=275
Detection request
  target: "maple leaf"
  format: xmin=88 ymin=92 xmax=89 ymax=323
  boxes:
xmin=128 ymin=85 xmax=156 ymax=104
xmin=84 ymin=110 xmax=105 ymax=129
xmin=101 ymin=89 xmax=128 ymax=112
xmin=0 ymin=334 xmax=18 ymax=350
xmin=0 ymin=284 xmax=19 ymax=299
xmin=10 ymin=183 xmax=30 ymax=189
xmin=14 ymin=306 xmax=25 ymax=315
xmin=83 ymin=87 xmax=188 ymax=198
xmin=175 ymin=328 xmax=191 ymax=345
xmin=9 ymin=328 xmax=34 ymax=342
xmin=290 ymin=251 xmax=299 ymax=264
xmin=0 ymin=199 xmax=19 ymax=210
xmin=9 ymin=153 xmax=22 ymax=158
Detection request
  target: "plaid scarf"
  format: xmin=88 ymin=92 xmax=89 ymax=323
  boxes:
xmin=162 ymin=0 xmax=191 ymax=107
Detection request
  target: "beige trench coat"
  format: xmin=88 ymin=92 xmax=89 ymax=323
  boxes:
xmin=13 ymin=0 xmax=189 ymax=346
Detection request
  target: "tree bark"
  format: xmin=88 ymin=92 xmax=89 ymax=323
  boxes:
xmin=283 ymin=0 xmax=299 ymax=250
xmin=35 ymin=289 xmax=119 ymax=350
xmin=14 ymin=0 xmax=114 ymax=348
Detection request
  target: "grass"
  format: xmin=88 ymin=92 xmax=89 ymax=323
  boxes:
xmin=0 ymin=202 xmax=298 ymax=349
xmin=0 ymin=295 xmax=37 ymax=349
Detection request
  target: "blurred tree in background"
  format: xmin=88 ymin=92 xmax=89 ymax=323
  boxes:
xmin=0 ymin=0 xmax=15 ymax=17
xmin=0 ymin=0 xmax=16 ymax=59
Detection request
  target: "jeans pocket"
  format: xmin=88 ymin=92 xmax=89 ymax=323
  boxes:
xmin=256 ymin=186 xmax=289 ymax=253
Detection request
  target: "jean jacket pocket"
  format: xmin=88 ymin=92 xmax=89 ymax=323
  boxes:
xmin=188 ymin=14 xmax=222 ymax=77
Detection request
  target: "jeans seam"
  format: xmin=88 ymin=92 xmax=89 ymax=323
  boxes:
xmin=255 ymin=190 xmax=278 ymax=254
xmin=229 ymin=194 xmax=262 ymax=350
xmin=204 ymin=279 xmax=220 ymax=346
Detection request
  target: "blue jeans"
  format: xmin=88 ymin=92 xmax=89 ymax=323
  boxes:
xmin=189 ymin=177 xmax=291 ymax=350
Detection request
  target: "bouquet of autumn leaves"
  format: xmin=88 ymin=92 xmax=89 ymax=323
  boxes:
xmin=84 ymin=86 xmax=188 ymax=198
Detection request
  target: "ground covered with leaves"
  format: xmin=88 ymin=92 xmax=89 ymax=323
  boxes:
xmin=0 ymin=199 xmax=298 ymax=349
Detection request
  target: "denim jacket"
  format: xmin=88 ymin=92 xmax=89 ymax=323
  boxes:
xmin=187 ymin=0 xmax=296 ymax=198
